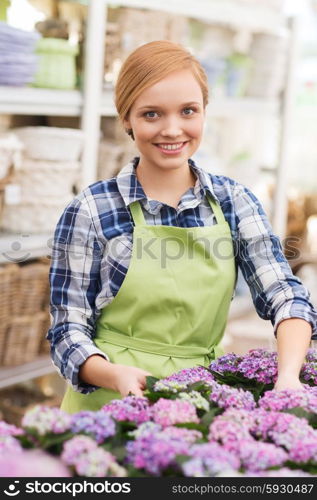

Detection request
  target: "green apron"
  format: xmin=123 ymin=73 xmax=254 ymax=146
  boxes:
xmin=61 ymin=193 xmax=236 ymax=413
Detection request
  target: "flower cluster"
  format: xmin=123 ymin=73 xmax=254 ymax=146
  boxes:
xmin=209 ymin=383 xmax=256 ymax=411
xmin=153 ymin=366 xmax=214 ymax=393
xmin=259 ymin=388 xmax=317 ymax=413
xmin=177 ymin=391 xmax=210 ymax=411
xmin=70 ymin=410 xmax=116 ymax=444
xmin=125 ymin=428 xmax=192 ymax=475
xmin=0 ymin=421 xmax=24 ymax=437
xmin=182 ymin=442 xmax=239 ymax=477
xmin=1 ymin=348 xmax=317 ymax=478
xmin=102 ymin=396 xmax=151 ymax=424
xmin=209 ymin=349 xmax=278 ymax=385
xmin=61 ymin=435 xmax=126 ymax=477
xmin=151 ymin=398 xmax=200 ymax=427
xmin=21 ymin=405 xmax=72 ymax=435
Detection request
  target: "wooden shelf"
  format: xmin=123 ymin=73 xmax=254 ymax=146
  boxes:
xmin=74 ymin=0 xmax=286 ymax=34
xmin=0 ymin=356 xmax=55 ymax=390
xmin=0 ymin=232 xmax=52 ymax=264
xmin=0 ymin=85 xmax=278 ymax=118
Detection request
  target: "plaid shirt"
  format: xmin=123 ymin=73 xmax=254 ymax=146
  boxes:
xmin=48 ymin=156 xmax=317 ymax=393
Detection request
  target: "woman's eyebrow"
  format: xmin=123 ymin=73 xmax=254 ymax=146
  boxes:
xmin=137 ymin=101 xmax=201 ymax=110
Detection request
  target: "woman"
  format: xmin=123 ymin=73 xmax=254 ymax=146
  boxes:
xmin=48 ymin=41 xmax=317 ymax=413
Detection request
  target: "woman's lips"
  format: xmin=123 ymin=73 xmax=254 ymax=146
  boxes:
xmin=154 ymin=141 xmax=188 ymax=155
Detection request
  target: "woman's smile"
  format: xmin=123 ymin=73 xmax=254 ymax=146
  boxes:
xmin=154 ymin=140 xmax=189 ymax=155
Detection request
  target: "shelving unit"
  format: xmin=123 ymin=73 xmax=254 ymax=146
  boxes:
xmin=0 ymin=231 xmax=52 ymax=264
xmin=0 ymin=356 xmax=55 ymax=390
xmin=0 ymin=86 xmax=278 ymax=118
xmin=0 ymin=0 xmax=297 ymax=388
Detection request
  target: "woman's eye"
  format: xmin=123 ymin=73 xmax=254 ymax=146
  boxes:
xmin=144 ymin=111 xmax=158 ymax=119
xmin=183 ymin=107 xmax=195 ymax=115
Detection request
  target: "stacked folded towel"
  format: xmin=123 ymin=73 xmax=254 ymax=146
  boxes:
xmin=0 ymin=21 xmax=40 ymax=86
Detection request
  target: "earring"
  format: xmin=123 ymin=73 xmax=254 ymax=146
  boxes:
xmin=125 ymin=128 xmax=135 ymax=140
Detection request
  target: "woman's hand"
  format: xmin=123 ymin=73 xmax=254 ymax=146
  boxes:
xmin=112 ymin=364 xmax=153 ymax=398
xmin=274 ymin=373 xmax=305 ymax=392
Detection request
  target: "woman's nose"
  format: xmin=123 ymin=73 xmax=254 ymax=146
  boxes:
xmin=160 ymin=117 xmax=183 ymax=137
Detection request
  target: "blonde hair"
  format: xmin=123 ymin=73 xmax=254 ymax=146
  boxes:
xmin=115 ymin=40 xmax=209 ymax=126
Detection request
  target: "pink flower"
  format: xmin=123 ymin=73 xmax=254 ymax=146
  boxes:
xmin=0 ymin=421 xmax=24 ymax=437
xmin=151 ymin=398 xmax=199 ymax=426
xmin=0 ymin=450 xmax=71 ymax=477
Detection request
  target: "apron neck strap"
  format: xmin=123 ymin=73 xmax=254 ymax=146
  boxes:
xmin=205 ymin=192 xmax=226 ymax=225
xmin=129 ymin=192 xmax=225 ymax=226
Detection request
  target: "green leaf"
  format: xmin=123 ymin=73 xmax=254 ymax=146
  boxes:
xmin=285 ymin=407 xmax=317 ymax=427
xmin=144 ymin=390 xmax=175 ymax=402
xmin=39 ymin=431 xmax=74 ymax=451
xmin=145 ymin=376 xmax=160 ymax=391
xmin=200 ymin=407 xmax=222 ymax=427
xmin=174 ymin=422 xmax=206 ymax=433
xmin=175 ymin=454 xmax=190 ymax=466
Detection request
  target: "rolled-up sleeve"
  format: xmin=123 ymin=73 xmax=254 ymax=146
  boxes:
xmin=233 ymin=182 xmax=317 ymax=339
xmin=47 ymin=195 xmax=110 ymax=393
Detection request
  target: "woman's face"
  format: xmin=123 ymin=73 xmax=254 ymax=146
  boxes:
xmin=124 ymin=68 xmax=205 ymax=171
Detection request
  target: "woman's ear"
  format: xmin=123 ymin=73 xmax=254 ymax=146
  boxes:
xmin=123 ymin=115 xmax=131 ymax=130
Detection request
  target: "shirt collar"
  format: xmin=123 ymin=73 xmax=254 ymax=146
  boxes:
xmin=116 ymin=156 xmax=219 ymax=208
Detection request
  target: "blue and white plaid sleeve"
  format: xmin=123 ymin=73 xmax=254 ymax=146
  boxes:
xmin=232 ymin=182 xmax=317 ymax=339
xmin=47 ymin=195 xmax=110 ymax=394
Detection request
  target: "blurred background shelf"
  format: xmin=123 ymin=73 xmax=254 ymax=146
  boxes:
xmin=0 ymin=355 xmax=55 ymax=389
xmin=70 ymin=0 xmax=286 ymax=35
xmin=0 ymin=86 xmax=279 ymax=118
xmin=0 ymin=232 xmax=52 ymax=264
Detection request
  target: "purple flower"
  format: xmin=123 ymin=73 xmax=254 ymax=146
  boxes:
xmin=102 ymin=396 xmax=151 ymax=424
xmin=210 ymin=383 xmax=256 ymax=411
xmin=61 ymin=435 xmax=97 ymax=465
xmin=151 ymin=398 xmax=199 ymax=427
xmin=287 ymin=438 xmax=317 ymax=463
xmin=178 ymin=391 xmax=210 ymax=411
xmin=61 ymin=435 xmax=126 ymax=477
xmin=182 ymin=442 xmax=240 ymax=476
xmin=0 ymin=450 xmax=71 ymax=477
xmin=0 ymin=435 xmax=23 ymax=454
xmin=75 ymin=448 xmax=127 ymax=477
xmin=163 ymin=426 xmax=203 ymax=443
xmin=125 ymin=432 xmax=190 ymax=475
xmin=71 ymin=410 xmax=116 ymax=443
xmin=208 ymin=417 xmax=253 ymax=452
xmin=237 ymin=440 xmax=288 ymax=471
xmin=153 ymin=366 xmax=214 ymax=393
xmin=0 ymin=421 xmax=24 ymax=437
xmin=259 ymin=388 xmax=317 ymax=413
xmin=128 ymin=422 xmax=202 ymax=443
xmin=209 ymin=353 xmax=241 ymax=374
xmin=208 ymin=409 xmax=256 ymax=451
xmin=301 ymin=362 xmax=317 ymax=385
xmin=21 ymin=405 xmax=72 ymax=435
xmin=305 ymin=348 xmax=317 ymax=363
xmin=249 ymin=409 xmax=317 ymax=463
xmin=209 ymin=349 xmax=278 ymax=385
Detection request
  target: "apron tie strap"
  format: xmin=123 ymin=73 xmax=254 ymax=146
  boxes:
xmin=97 ymin=329 xmax=221 ymax=360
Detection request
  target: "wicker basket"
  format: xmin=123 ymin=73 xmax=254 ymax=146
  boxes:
xmin=0 ymin=386 xmax=61 ymax=426
xmin=13 ymin=159 xmax=80 ymax=200
xmin=0 ymin=263 xmax=19 ymax=363
xmin=38 ymin=308 xmax=51 ymax=355
xmin=11 ymin=261 xmax=50 ymax=317
xmin=1 ymin=197 xmax=71 ymax=233
xmin=2 ymin=311 xmax=48 ymax=366
xmin=13 ymin=126 xmax=83 ymax=161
